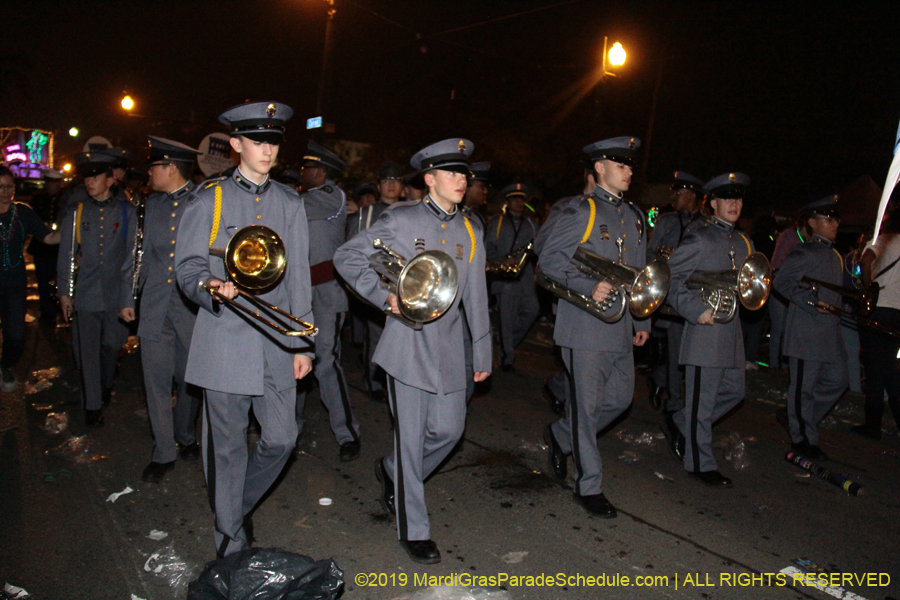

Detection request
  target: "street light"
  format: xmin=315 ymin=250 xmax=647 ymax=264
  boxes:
xmin=68 ymin=127 xmax=79 ymax=137
xmin=601 ymin=36 xmax=626 ymax=77
xmin=121 ymin=95 xmax=135 ymax=111
xmin=62 ymin=163 xmax=72 ymax=172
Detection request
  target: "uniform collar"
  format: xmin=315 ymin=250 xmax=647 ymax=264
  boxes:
xmin=169 ymin=181 xmax=193 ymax=200
xmin=310 ymin=179 xmax=337 ymax=193
xmin=592 ymin=185 xmax=623 ymax=206
xmin=812 ymin=234 xmax=834 ymax=248
xmin=422 ymin=194 xmax=457 ymax=222
xmin=90 ymin=193 xmax=114 ymax=205
xmin=233 ymin=168 xmax=271 ymax=194
xmin=710 ymin=216 xmax=734 ymax=231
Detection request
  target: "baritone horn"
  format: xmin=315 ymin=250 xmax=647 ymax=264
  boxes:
xmin=368 ymin=238 xmax=459 ymax=330
xmin=486 ymin=241 xmax=533 ymax=277
xmin=205 ymin=225 xmax=317 ymax=337
xmin=536 ymin=237 xmax=670 ymax=323
xmin=685 ymin=251 xmax=771 ymax=323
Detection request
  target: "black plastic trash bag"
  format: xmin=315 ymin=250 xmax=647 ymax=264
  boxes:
xmin=187 ymin=548 xmax=343 ymax=600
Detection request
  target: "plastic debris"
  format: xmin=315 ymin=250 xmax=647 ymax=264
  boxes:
xmin=145 ymin=543 xmax=197 ymax=596
xmin=187 ymin=548 xmax=343 ymax=600
xmin=43 ymin=413 xmax=68 ymax=434
xmin=2 ymin=583 xmax=29 ymax=599
xmin=131 ymin=595 xmax=147 ymax=600
xmin=654 ymin=471 xmax=674 ymax=482
xmin=47 ymin=435 xmax=97 ymax=462
xmin=614 ymin=430 xmax=657 ymax=447
xmin=500 ymin=551 xmax=528 ymax=564
xmin=32 ymin=367 xmax=61 ymax=380
xmin=391 ymin=586 xmax=513 ymax=600
xmin=147 ymin=530 xmax=169 ymax=541
xmin=107 ymin=485 xmax=134 ymax=503
xmin=31 ymin=403 xmax=54 ymax=411
xmin=319 ymin=497 xmax=333 ymax=506
xmin=618 ymin=450 xmax=640 ymax=463
xmin=24 ymin=379 xmax=53 ymax=394
xmin=720 ymin=431 xmax=750 ymax=470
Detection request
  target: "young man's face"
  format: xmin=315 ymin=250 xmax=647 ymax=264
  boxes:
xmin=111 ymin=167 xmax=126 ymax=183
xmin=671 ymin=188 xmax=697 ymax=212
xmin=84 ymin=172 xmax=113 ymax=198
xmin=148 ymin=163 xmax=174 ymax=193
xmin=378 ymin=178 xmax=403 ymax=202
xmin=231 ymin=136 xmax=279 ymax=179
xmin=710 ymin=197 xmax=742 ymax=225
xmin=299 ymin=162 xmax=326 ymax=190
xmin=506 ymin=196 xmax=526 ymax=216
xmin=425 ymin=169 xmax=467 ymax=206
xmin=465 ymin=180 xmax=488 ymax=208
xmin=808 ymin=214 xmax=840 ymax=241
xmin=595 ymin=160 xmax=632 ymax=196
xmin=0 ymin=175 xmax=15 ymax=205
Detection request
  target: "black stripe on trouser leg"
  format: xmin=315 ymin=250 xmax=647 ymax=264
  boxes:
xmin=690 ymin=366 xmax=701 ymax=472
xmin=362 ymin=315 xmax=373 ymax=390
xmin=795 ymin=359 xmax=809 ymax=445
xmin=567 ymin=348 xmax=584 ymax=495
xmin=333 ymin=312 xmax=358 ymax=442
xmin=388 ymin=375 xmax=407 ymax=540
xmin=496 ymin=295 xmax=507 ymax=366
xmin=204 ymin=397 xmax=216 ymax=513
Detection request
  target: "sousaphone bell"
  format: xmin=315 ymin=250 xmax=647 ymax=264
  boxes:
xmin=204 ymin=225 xmax=317 ymax=337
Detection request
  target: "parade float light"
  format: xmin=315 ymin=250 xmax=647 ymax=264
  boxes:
xmin=62 ymin=163 xmax=72 ymax=172
xmin=121 ymin=95 xmax=135 ymax=111
xmin=69 ymin=127 xmax=79 ymax=137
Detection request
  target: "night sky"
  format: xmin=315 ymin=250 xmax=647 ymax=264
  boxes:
xmin=3 ymin=0 xmax=900 ymax=210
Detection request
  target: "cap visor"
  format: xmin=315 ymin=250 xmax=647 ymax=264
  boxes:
xmin=240 ymin=131 xmax=283 ymax=144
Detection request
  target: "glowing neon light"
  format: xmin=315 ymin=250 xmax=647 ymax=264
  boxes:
xmin=5 ymin=144 xmax=21 ymax=152
xmin=27 ymin=130 xmax=49 ymax=163
xmin=5 ymin=152 xmax=27 ymax=162
xmin=648 ymin=206 xmax=659 ymax=228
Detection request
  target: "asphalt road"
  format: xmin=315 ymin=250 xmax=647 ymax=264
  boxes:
xmin=1 ymin=307 xmax=898 ymax=600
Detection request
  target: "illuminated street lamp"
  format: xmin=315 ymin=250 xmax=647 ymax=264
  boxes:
xmin=602 ymin=36 xmax=626 ymax=78
xmin=62 ymin=163 xmax=72 ymax=172
xmin=121 ymin=95 xmax=135 ymax=111
xmin=68 ymin=127 xmax=79 ymax=137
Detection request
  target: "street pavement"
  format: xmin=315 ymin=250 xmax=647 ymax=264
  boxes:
xmin=1 ymin=305 xmax=899 ymax=600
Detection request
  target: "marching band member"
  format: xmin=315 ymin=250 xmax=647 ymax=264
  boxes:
xmin=334 ymin=138 xmax=491 ymax=564
xmin=663 ymin=172 xmax=754 ymax=488
xmin=539 ymin=137 xmax=649 ymax=518
xmin=120 ymin=136 xmax=202 ymax=482
xmin=175 ymin=101 xmax=314 ymax=557
xmin=773 ymin=195 xmax=847 ymax=460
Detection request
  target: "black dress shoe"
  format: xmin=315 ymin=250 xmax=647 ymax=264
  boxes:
xmin=791 ymin=442 xmax=828 ymax=462
xmin=542 ymin=383 xmax=566 ymax=416
xmin=501 ymin=364 xmax=515 ymax=372
xmin=179 ymin=442 xmax=200 ymax=461
xmin=142 ymin=461 xmax=174 ymax=483
xmin=340 ymin=440 xmax=361 ymax=462
xmin=85 ymin=409 xmax=104 ymax=428
xmin=850 ymin=424 xmax=881 ymax=440
xmin=690 ymin=470 xmax=733 ymax=488
xmin=577 ymin=493 xmax=617 ymax=518
xmin=543 ymin=425 xmax=567 ymax=480
xmin=370 ymin=390 xmax=387 ymax=404
xmin=374 ymin=458 xmax=396 ymax=516
xmin=243 ymin=515 xmax=255 ymax=545
xmin=101 ymin=388 xmax=113 ymax=407
xmin=401 ymin=539 xmax=441 ymax=564
xmin=662 ymin=414 xmax=685 ymax=461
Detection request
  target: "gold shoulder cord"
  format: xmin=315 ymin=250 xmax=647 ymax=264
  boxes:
xmin=464 ymin=216 xmax=476 ymax=264
xmin=209 ymin=183 xmax=222 ymax=248
xmin=833 ymin=248 xmax=844 ymax=272
xmin=580 ymin=197 xmax=596 ymax=244
xmin=495 ymin=215 xmax=503 ymax=239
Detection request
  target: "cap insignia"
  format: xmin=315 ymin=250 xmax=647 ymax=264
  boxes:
xmin=458 ymin=140 xmax=466 ymax=153
xmin=266 ymin=103 xmax=277 ymax=117
xmin=728 ymin=173 xmax=736 ymax=183
xmin=628 ymin=138 xmax=635 ymax=149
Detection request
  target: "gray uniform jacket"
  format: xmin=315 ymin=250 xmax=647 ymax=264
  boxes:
xmin=174 ymin=171 xmax=314 ymax=396
xmin=121 ymin=182 xmax=197 ymax=342
xmin=485 ymin=213 xmax=538 ymax=295
xmin=57 ymin=190 xmax=136 ymax=312
xmin=334 ymin=197 xmax=492 ymax=394
xmin=647 ymin=210 xmax=700 ymax=262
xmin=667 ymin=217 xmax=754 ymax=367
xmin=534 ymin=196 xmax=577 ymax=256
xmin=302 ymin=181 xmax=348 ymax=313
xmin=538 ymin=186 xmax=651 ymax=352
xmin=347 ymin=200 xmax=393 ymax=240
xmin=774 ymin=236 xmax=844 ymax=362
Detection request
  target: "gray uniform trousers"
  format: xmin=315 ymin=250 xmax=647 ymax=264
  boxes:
xmin=202 ymin=360 xmax=297 ymax=558
xmin=363 ymin=315 xmax=385 ymax=393
xmin=296 ymin=309 xmax=359 ymax=444
xmin=663 ymin=320 xmax=685 ymax=412
xmin=550 ymin=348 xmax=634 ymax=496
xmin=462 ymin=306 xmax=475 ymax=402
xmin=495 ymin=273 xmax=540 ymax=367
xmin=142 ymin=292 xmax=200 ymax=463
xmin=384 ymin=375 xmax=466 ymax=542
xmin=676 ymin=366 xmax=744 ymax=472
xmin=73 ymin=310 xmax=128 ymax=410
xmin=546 ymin=367 xmax=571 ymax=405
xmin=788 ymin=358 xmax=848 ymax=446
xmin=768 ymin=295 xmax=788 ymax=368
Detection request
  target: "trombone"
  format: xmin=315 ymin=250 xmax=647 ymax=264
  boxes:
xmin=801 ymin=278 xmax=900 ymax=338
xmin=206 ymin=225 xmax=317 ymax=337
